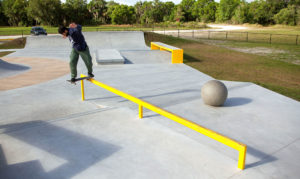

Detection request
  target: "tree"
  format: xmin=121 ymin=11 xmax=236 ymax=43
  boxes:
xmin=163 ymin=1 xmax=175 ymax=21
xmin=87 ymin=0 xmax=107 ymax=24
xmin=274 ymin=5 xmax=299 ymax=25
xmin=192 ymin=0 xmax=217 ymax=22
xmin=174 ymin=4 xmax=185 ymax=22
xmin=232 ymin=0 xmax=250 ymax=24
xmin=106 ymin=1 xmax=119 ymax=24
xmin=111 ymin=4 xmax=135 ymax=24
xmin=0 ymin=0 xmax=9 ymax=25
xmin=216 ymin=0 xmax=240 ymax=22
xmin=288 ymin=0 xmax=300 ymax=5
xmin=180 ymin=0 xmax=196 ymax=21
xmin=27 ymin=0 xmax=62 ymax=26
xmin=248 ymin=0 xmax=273 ymax=25
xmin=2 ymin=0 xmax=29 ymax=26
xmin=63 ymin=0 xmax=91 ymax=25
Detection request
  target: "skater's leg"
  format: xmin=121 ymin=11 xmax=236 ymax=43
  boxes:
xmin=70 ymin=48 xmax=79 ymax=78
xmin=79 ymin=46 xmax=93 ymax=74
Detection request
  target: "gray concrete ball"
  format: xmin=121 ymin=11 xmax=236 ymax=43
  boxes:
xmin=201 ymin=80 xmax=228 ymax=106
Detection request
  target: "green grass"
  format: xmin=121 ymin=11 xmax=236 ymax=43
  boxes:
xmin=0 ymin=51 xmax=14 ymax=57
xmin=238 ymin=25 xmax=300 ymax=35
xmin=198 ymin=40 xmax=300 ymax=65
xmin=144 ymin=32 xmax=300 ymax=101
xmin=0 ymin=38 xmax=26 ymax=49
xmin=193 ymin=31 xmax=299 ymax=45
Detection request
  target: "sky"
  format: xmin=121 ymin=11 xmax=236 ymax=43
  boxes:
xmin=61 ymin=0 xmax=255 ymax=6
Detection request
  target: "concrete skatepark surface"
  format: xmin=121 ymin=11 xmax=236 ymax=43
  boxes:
xmin=0 ymin=31 xmax=299 ymax=178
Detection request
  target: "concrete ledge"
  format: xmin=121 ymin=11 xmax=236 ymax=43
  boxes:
xmin=93 ymin=49 xmax=124 ymax=65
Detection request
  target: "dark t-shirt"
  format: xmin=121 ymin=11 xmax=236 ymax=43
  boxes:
xmin=68 ymin=25 xmax=87 ymax=51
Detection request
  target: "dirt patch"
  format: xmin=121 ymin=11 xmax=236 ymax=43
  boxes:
xmin=229 ymin=47 xmax=286 ymax=54
xmin=0 ymin=57 xmax=69 ymax=91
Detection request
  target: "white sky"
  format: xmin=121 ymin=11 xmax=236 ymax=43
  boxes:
xmin=61 ymin=0 xmax=255 ymax=6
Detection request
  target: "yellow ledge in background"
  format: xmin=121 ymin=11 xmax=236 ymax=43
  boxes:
xmin=151 ymin=42 xmax=183 ymax=64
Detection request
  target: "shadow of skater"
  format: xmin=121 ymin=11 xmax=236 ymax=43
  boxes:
xmin=0 ymin=121 xmax=121 ymax=179
xmin=224 ymin=97 xmax=252 ymax=107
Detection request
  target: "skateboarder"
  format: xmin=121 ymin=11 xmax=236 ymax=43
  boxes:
xmin=58 ymin=23 xmax=94 ymax=83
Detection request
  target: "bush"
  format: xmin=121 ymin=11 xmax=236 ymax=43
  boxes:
xmin=274 ymin=5 xmax=298 ymax=26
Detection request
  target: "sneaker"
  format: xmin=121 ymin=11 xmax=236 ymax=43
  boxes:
xmin=71 ymin=78 xmax=76 ymax=83
xmin=88 ymin=73 xmax=94 ymax=78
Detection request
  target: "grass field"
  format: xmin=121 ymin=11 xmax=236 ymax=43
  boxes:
xmin=0 ymin=38 xmax=26 ymax=49
xmin=238 ymin=24 xmax=300 ymax=35
xmin=0 ymin=51 xmax=13 ymax=57
xmin=144 ymin=32 xmax=300 ymax=101
xmin=198 ymin=40 xmax=300 ymax=65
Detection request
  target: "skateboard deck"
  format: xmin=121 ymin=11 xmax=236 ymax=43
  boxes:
xmin=67 ymin=76 xmax=92 ymax=84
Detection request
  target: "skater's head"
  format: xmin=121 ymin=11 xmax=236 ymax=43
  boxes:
xmin=58 ymin=26 xmax=69 ymax=38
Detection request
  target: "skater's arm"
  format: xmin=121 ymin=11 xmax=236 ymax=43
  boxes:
xmin=69 ymin=23 xmax=77 ymax=29
xmin=69 ymin=23 xmax=82 ymax=32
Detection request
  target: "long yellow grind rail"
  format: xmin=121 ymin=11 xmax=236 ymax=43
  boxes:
xmin=80 ymin=74 xmax=247 ymax=170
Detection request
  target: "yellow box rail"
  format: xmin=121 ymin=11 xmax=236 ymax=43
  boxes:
xmin=151 ymin=42 xmax=183 ymax=64
xmin=80 ymin=74 xmax=247 ymax=170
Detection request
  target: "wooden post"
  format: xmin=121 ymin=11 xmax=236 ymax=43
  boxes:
xmin=226 ymin=32 xmax=228 ymax=40
xmin=296 ymin=35 xmax=298 ymax=45
xmin=269 ymin=34 xmax=272 ymax=44
xmin=246 ymin=32 xmax=248 ymax=42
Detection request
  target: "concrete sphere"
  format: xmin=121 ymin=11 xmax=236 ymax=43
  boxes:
xmin=201 ymin=80 xmax=228 ymax=106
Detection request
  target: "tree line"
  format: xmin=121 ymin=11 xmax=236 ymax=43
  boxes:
xmin=0 ymin=0 xmax=300 ymax=27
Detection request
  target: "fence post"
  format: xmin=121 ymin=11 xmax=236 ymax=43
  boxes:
xmin=269 ymin=34 xmax=272 ymax=44
xmin=296 ymin=35 xmax=298 ymax=45
xmin=246 ymin=32 xmax=248 ymax=42
xmin=192 ymin=29 xmax=194 ymax=38
xmin=226 ymin=32 xmax=228 ymax=40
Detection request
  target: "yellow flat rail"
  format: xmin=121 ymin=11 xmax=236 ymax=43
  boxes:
xmin=80 ymin=74 xmax=246 ymax=170
xmin=151 ymin=42 xmax=183 ymax=64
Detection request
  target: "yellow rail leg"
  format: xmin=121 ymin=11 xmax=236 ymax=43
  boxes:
xmin=139 ymin=105 xmax=143 ymax=119
xmin=81 ymin=79 xmax=85 ymax=101
xmin=238 ymin=145 xmax=247 ymax=170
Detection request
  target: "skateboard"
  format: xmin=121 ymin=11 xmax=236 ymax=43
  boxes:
xmin=67 ymin=76 xmax=92 ymax=84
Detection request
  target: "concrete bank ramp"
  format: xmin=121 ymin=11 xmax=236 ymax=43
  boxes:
xmin=0 ymin=59 xmax=30 ymax=78
xmin=24 ymin=31 xmax=148 ymax=50
xmin=10 ymin=31 xmax=171 ymax=64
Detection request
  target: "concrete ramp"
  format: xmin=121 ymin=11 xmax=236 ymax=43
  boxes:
xmin=25 ymin=35 xmax=70 ymax=49
xmin=24 ymin=31 xmax=148 ymax=51
xmin=11 ymin=31 xmax=171 ymax=64
xmin=84 ymin=31 xmax=148 ymax=50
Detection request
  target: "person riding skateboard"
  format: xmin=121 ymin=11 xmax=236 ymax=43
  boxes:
xmin=58 ymin=23 xmax=94 ymax=83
